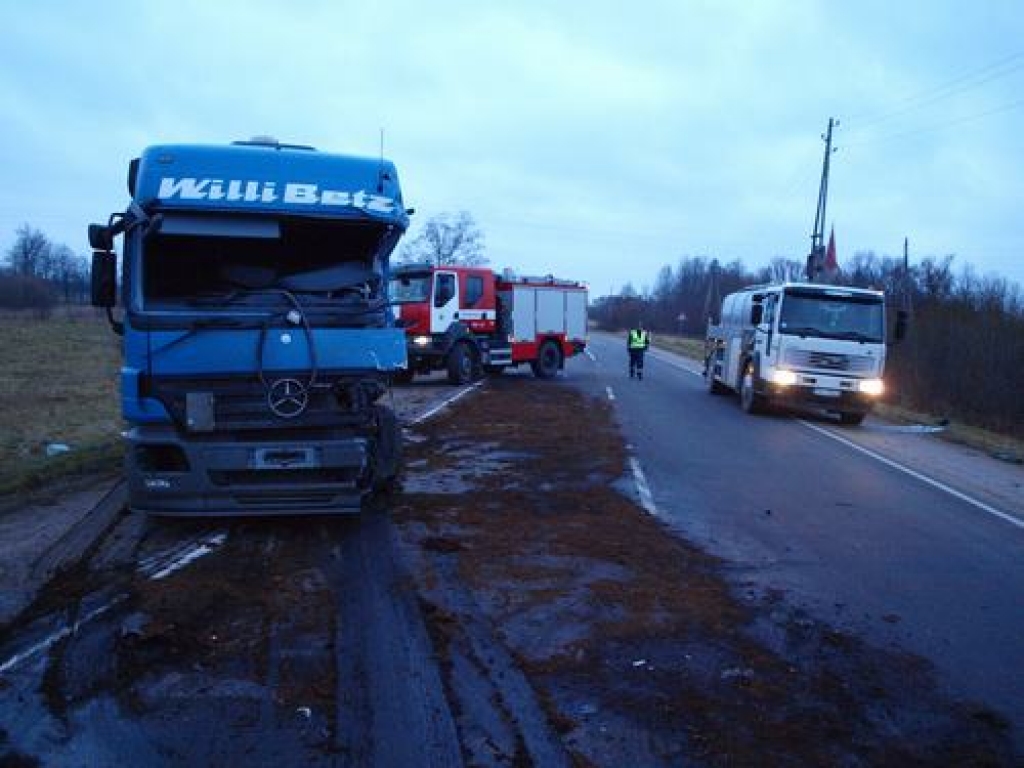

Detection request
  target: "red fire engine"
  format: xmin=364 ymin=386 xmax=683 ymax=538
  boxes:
xmin=388 ymin=264 xmax=588 ymax=384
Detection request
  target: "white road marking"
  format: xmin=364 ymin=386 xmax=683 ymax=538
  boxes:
xmin=411 ymin=381 xmax=484 ymax=425
xmin=148 ymin=532 xmax=229 ymax=580
xmin=647 ymin=349 xmax=703 ymax=378
xmin=798 ymin=420 xmax=1024 ymax=531
xmin=584 ymin=347 xmax=597 ymax=362
xmin=138 ymin=531 xmax=229 ymax=577
xmin=0 ymin=596 xmax=126 ymax=675
xmin=606 ymin=386 xmax=616 ymax=401
xmin=629 ymin=456 xmax=658 ymax=515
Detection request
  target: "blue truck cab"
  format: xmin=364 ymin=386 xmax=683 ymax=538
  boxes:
xmin=89 ymin=138 xmax=409 ymax=515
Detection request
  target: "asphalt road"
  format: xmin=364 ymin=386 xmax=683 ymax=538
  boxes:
xmin=574 ymin=332 xmax=1024 ymax=747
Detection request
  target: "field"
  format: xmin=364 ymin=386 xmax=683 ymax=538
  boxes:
xmin=0 ymin=310 xmax=123 ymax=498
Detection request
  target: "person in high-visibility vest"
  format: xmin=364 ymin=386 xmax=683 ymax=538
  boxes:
xmin=627 ymin=322 xmax=650 ymax=380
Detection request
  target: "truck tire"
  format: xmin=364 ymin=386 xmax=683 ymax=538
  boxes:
xmin=705 ymin=356 xmax=728 ymax=395
xmin=531 ymin=340 xmax=562 ymax=379
xmin=839 ymin=411 xmax=866 ymax=426
xmin=740 ymin=364 xmax=767 ymax=415
xmin=446 ymin=342 xmax=474 ymax=384
xmin=370 ymin=405 xmax=401 ymax=490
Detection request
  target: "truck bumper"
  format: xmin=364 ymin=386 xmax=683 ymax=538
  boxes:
xmin=406 ymin=339 xmax=449 ymax=371
xmin=125 ymin=425 xmax=370 ymax=516
xmin=765 ymin=383 xmax=876 ymax=415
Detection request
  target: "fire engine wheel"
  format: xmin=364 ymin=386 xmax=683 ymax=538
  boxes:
xmin=446 ymin=342 xmax=475 ymax=385
xmin=740 ymin=365 xmax=767 ymax=415
xmin=531 ymin=340 xmax=562 ymax=379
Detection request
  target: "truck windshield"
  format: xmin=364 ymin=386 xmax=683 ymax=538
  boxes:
xmin=140 ymin=217 xmax=391 ymax=323
xmin=388 ymin=273 xmax=432 ymax=304
xmin=779 ymin=290 xmax=884 ymax=343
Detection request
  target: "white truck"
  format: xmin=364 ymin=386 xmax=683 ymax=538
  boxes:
xmin=704 ymin=282 xmax=904 ymax=425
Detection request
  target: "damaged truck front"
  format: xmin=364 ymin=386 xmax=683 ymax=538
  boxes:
xmin=89 ymin=139 xmax=409 ymax=515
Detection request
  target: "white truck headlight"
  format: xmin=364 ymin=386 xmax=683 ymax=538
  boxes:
xmin=858 ymin=378 xmax=884 ymax=396
xmin=771 ymin=369 xmax=798 ymax=386
xmin=412 ymin=335 xmax=431 ymax=347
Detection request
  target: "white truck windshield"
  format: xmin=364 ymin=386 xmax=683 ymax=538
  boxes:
xmin=779 ymin=290 xmax=884 ymax=343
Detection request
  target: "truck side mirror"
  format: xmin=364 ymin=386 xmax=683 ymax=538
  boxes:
xmin=127 ymin=157 xmax=140 ymax=197
xmin=91 ymin=251 xmax=117 ymax=308
xmin=88 ymin=223 xmax=114 ymax=251
xmin=750 ymin=304 xmax=763 ymax=325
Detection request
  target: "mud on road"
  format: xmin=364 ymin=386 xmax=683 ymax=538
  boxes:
xmin=396 ymin=376 xmax=1016 ymax=766
xmin=0 ymin=375 xmax=1017 ymax=766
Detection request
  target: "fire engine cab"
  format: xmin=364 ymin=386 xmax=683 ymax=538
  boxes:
xmin=388 ymin=264 xmax=588 ymax=383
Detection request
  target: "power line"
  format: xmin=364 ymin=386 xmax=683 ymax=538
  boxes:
xmin=845 ymin=49 xmax=1024 ymax=133
xmin=844 ymin=97 xmax=1024 ymax=149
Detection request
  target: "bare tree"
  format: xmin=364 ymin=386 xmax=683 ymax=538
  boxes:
xmin=399 ymin=211 xmax=487 ymax=266
xmin=50 ymin=244 xmax=89 ymax=303
xmin=6 ymin=224 xmax=51 ymax=277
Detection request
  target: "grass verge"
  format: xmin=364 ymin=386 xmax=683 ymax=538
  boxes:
xmin=0 ymin=310 xmax=123 ymax=504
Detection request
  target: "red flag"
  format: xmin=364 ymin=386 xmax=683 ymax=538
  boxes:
xmin=824 ymin=227 xmax=838 ymax=272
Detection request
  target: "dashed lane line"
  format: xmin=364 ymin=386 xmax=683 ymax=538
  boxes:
xmin=606 ymin=386 xmax=615 ymax=401
xmin=146 ymin=532 xmax=230 ymax=580
xmin=410 ymin=381 xmax=484 ymax=425
xmin=629 ymin=455 xmax=658 ymax=515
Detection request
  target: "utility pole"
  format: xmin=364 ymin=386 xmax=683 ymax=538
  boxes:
xmin=903 ymin=236 xmax=913 ymax=314
xmin=806 ymin=117 xmax=838 ymax=281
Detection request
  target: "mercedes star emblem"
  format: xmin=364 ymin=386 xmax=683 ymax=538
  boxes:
xmin=267 ymin=378 xmax=309 ymax=418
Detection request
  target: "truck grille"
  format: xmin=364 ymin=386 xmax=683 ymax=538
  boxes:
xmin=783 ymin=349 xmax=876 ymax=374
xmin=208 ymin=468 xmax=361 ymax=487
xmin=149 ymin=375 xmax=375 ymax=431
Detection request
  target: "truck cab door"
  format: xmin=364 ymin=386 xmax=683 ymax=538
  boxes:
xmin=755 ymin=295 xmax=776 ymax=363
xmin=432 ymin=271 xmax=459 ymax=332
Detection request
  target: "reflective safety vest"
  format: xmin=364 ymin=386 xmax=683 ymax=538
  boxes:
xmin=628 ymin=329 xmax=649 ymax=349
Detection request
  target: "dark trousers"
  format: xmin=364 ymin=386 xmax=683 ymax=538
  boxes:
xmin=628 ymin=348 xmax=645 ymax=377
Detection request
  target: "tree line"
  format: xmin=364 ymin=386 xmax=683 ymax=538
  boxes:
xmin=1 ymin=224 xmax=91 ymax=314
xmin=591 ymin=253 xmax=1024 ymax=439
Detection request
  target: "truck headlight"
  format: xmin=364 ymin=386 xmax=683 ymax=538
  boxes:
xmin=771 ymin=369 xmax=798 ymax=386
xmin=412 ymin=335 xmax=431 ymax=347
xmin=858 ymin=378 xmax=884 ymax=396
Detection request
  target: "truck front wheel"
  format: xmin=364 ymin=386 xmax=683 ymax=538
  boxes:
xmin=839 ymin=411 xmax=866 ymax=426
xmin=370 ymin=405 xmax=401 ymax=490
xmin=531 ymin=340 xmax=562 ymax=379
xmin=446 ymin=342 xmax=474 ymax=384
xmin=740 ymin=365 xmax=767 ymax=414
xmin=705 ymin=356 xmax=728 ymax=395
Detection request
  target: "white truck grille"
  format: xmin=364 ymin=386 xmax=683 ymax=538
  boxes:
xmin=783 ymin=349 xmax=876 ymax=374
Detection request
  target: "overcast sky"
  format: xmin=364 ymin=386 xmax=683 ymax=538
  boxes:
xmin=2 ymin=1 xmax=1022 ymax=296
